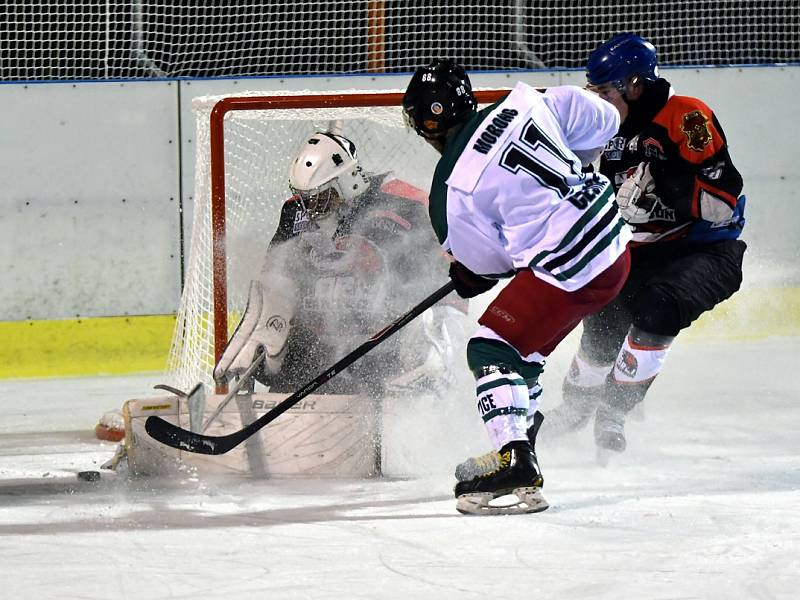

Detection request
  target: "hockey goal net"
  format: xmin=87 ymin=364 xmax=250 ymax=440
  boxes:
xmin=168 ymin=88 xmax=508 ymax=391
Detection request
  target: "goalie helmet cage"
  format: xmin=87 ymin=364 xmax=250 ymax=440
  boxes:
xmin=169 ymin=88 xmax=509 ymax=392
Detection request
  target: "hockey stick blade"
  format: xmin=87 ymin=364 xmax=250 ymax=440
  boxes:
xmin=145 ymin=280 xmax=456 ymax=455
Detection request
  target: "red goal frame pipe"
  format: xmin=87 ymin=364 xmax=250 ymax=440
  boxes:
xmin=207 ymin=89 xmax=510 ymax=368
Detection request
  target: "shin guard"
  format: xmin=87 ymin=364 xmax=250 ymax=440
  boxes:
xmin=474 ymin=365 xmax=529 ymax=450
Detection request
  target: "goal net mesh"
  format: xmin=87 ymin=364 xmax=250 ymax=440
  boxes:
xmin=168 ymin=90 xmax=443 ymax=390
xmin=1 ymin=1 xmax=797 ymax=81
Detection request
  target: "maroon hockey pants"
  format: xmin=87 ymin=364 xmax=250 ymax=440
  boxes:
xmin=479 ymin=248 xmax=631 ymax=358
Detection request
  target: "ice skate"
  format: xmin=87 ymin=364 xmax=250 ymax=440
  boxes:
xmin=541 ymin=382 xmax=601 ymax=438
xmin=629 ymin=401 xmax=646 ymax=422
xmin=454 ymin=449 xmax=502 ymax=482
xmin=454 ymin=412 xmax=544 ymax=482
xmin=455 ymin=441 xmax=548 ymax=515
xmin=594 ymin=402 xmax=627 ymax=452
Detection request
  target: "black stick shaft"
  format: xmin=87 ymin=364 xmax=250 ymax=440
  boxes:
xmin=145 ymin=281 xmax=456 ymax=454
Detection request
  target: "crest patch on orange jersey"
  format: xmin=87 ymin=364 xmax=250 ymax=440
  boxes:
xmin=681 ymin=110 xmax=712 ymax=152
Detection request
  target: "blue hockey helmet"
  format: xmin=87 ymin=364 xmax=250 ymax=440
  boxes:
xmin=586 ymin=33 xmax=659 ymax=90
xmin=403 ymin=59 xmax=477 ymax=140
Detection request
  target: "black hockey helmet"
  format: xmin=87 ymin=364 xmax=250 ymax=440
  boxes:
xmin=402 ymin=59 xmax=477 ymax=140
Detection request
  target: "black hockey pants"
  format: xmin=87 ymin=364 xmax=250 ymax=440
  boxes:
xmin=579 ymin=238 xmax=746 ymax=363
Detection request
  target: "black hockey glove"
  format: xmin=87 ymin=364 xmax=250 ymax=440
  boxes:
xmin=448 ymin=261 xmax=498 ymax=299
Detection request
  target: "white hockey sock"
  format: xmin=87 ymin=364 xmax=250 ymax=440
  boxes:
xmin=566 ymin=351 xmax=612 ymax=387
xmin=528 ymin=383 xmax=543 ymax=416
xmin=612 ymin=334 xmax=672 ymax=384
xmin=475 ymin=368 xmax=529 ymax=450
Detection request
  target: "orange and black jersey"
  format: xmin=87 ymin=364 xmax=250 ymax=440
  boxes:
xmin=600 ymin=78 xmax=745 ymax=244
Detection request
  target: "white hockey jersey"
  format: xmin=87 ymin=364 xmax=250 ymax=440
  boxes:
xmin=428 ymin=82 xmax=631 ymax=291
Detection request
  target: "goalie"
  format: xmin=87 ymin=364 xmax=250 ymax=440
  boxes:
xmin=214 ymin=131 xmax=467 ymax=397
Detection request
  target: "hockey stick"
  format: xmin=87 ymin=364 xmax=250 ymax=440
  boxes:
xmin=145 ymin=280 xmax=456 ymax=455
xmin=200 ymin=346 xmax=265 ymax=432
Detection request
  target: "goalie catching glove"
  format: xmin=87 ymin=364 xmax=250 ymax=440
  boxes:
xmin=615 ymin=161 xmax=660 ymax=224
xmin=213 ymin=279 xmax=295 ymax=385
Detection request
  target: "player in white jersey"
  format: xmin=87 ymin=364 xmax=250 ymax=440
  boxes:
xmin=403 ymin=59 xmax=632 ymax=514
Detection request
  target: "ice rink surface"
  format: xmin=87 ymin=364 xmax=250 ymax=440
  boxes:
xmin=1 ymin=335 xmax=798 ymax=599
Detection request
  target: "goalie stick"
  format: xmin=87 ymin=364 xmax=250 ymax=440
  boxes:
xmin=145 ymin=280 xmax=456 ymax=455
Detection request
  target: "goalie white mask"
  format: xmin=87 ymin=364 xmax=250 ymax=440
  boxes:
xmin=288 ymin=132 xmax=370 ymax=220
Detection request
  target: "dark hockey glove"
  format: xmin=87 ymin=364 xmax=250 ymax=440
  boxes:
xmin=448 ymin=261 xmax=498 ymax=299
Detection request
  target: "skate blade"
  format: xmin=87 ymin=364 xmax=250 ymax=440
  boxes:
xmin=629 ymin=402 xmax=646 ymax=422
xmin=594 ymin=436 xmax=625 ymax=467
xmin=456 ymin=487 xmax=549 ymax=516
xmin=595 ymin=446 xmax=610 ymax=467
xmin=100 ymin=444 xmax=128 ymax=471
xmin=595 ymin=445 xmax=626 ymax=468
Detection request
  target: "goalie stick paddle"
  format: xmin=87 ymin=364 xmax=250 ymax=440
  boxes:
xmin=145 ymin=280 xmax=456 ymax=455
